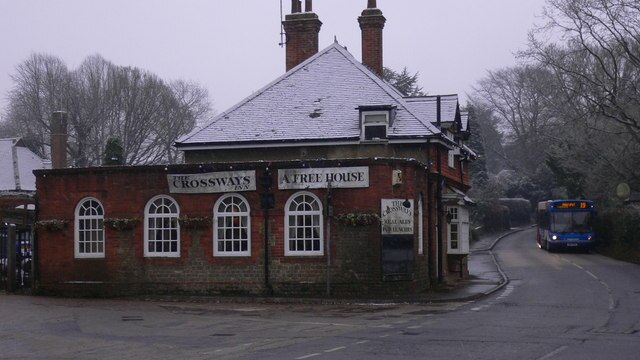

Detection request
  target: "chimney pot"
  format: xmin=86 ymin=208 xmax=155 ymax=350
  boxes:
xmin=291 ymin=0 xmax=301 ymax=13
xmin=368 ymin=0 xmax=377 ymax=8
xmin=305 ymin=0 xmax=312 ymax=12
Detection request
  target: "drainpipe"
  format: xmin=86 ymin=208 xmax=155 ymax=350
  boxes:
xmin=260 ymin=169 xmax=274 ymax=295
xmin=426 ymin=140 xmax=434 ymax=283
xmin=436 ymin=146 xmax=443 ymax=283
xmin=436 ymin=96 xmax=444 ymax=283
xmin=325 ymin=181 xmax=333 ymax=296
xmin=264 ymin=205 xmax=272 ymax=294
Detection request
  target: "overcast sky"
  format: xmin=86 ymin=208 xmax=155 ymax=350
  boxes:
xmin=0 ymin=0 xmax=547 ymax=118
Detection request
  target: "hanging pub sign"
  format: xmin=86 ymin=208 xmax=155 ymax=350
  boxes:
xmin=167 ymin=170 xmax=256 ymax=194
xmin=381 ymin=199 xmax=414 ymax=235
xmin=278 ymin=166 xmax=369 ymax=189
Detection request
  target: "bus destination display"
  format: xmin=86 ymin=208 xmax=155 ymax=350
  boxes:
xmin=553 ymin=201 xmax=590 ymax=209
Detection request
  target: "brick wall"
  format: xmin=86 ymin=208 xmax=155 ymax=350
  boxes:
xmin=35 ymin=159 xmax=437 ymax=298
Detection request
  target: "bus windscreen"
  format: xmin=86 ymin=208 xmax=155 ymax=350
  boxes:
xmin=551 ymin=212 xmax=593 ymax=233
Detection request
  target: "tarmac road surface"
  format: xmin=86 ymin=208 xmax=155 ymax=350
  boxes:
xmin=1 ymin=228 xmax=639 ymax=359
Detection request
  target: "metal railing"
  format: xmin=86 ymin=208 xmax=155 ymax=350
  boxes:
xmin=1 ymin=226 xmax=33 ymax=292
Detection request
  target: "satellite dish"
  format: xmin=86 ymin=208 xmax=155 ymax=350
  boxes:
xmin=616 ymin=183 xmax=631 ymax=200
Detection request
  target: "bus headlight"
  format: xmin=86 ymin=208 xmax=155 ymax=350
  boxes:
xmin=551 ymin=235 xmax=558 ymax=241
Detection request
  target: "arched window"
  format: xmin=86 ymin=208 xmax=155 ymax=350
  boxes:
xmin=213 ymin=194 xmax=251 ymax=257
xmin=285 ymin=191 xmax=323 ymax=256
xmin=75 ymin=197 xmax=105 ymax=258
xmin=144 ymin=195 xmax=180 ymax=257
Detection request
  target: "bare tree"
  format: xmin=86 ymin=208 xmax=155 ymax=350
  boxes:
xmin=527 ymin=0 xmax=640 ymax=142
xmin=2 ymin=53 xmax=212 ymax=165
xmin=160 ymin=80 xmax=212 ymax=163
xmin=524 ymin=0 xmax=640 ymax=191
xmin=67 ymin=54 xmax=115 ymax=166
xmin=472 ymin=65 xmax=559 ymax=175
xmin=5 ymin=53 xmax=71 ymax=157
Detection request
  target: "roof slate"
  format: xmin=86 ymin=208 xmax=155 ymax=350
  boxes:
xmin=404 ymin=94 xmax=460 ymax=124
xmin=177 ymin=43 xmax=446 ymax=148
xmin=0 ymin=138 xmax=49 ymax=191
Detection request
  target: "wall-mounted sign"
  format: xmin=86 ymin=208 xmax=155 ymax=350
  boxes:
xmin=278 ymin=167 xmax=369 ymax=189
xmin=381 ymin=199 xmax=414 ymax=235
xmin=167 ymin=170 xmax=256 ymax=194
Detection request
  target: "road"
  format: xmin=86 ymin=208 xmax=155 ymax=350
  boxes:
xmin=1 ymin=228 xmax=639 ymax=359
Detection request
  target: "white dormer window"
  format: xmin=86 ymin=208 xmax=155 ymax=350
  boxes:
xmin=446 ymin=131 xmax=457 ymax=168
xmin=361 ymin=111 xmax=389 ymax=141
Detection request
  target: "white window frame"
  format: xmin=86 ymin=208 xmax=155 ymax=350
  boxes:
xmin=285 ymin=191 xmax=324 ymax=256
xmin=144 ymin=195 xmax=180 ymax=258
xmin=448 ymin=149 xmax=456 ymax=168
xmin=447 ymin=206 xmax=470 ymax=254
xmin=361 ymin=111 xmax=389 ymax=141
xmin=448 ymin=207 xmax=459 ymax=250
xmin=74 ymin=197 xmax=105 ymax=259
xmin=213 ymin=193 xmax=251 ymax=257
xmin=446 ymin=131 xmax=456 ymax=168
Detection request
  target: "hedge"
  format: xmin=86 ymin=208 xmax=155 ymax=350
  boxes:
xmin=499 ymin=198 xmax=532 ymax=225
xmin=594 ymin=207 xmax=640 ymax=264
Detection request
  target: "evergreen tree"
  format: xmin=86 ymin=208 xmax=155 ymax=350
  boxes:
xmin=103 ymin=138 xmax=124 ymax=165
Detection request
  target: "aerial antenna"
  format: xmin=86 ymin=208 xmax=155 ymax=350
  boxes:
xmin=279 ymin=0 xmax=286 ymax=47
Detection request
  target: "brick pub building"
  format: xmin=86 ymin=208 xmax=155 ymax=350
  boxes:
xmin=34 ymin=0 xmax=475 ymax=298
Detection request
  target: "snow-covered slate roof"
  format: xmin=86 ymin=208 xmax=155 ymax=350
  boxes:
xmin=0 ymin=138 xmax=49 ymax=191
xmin=403 ymin=94 xmax=460 ymax=124
xmin=176 ymin=42 xmax=442 ymax=149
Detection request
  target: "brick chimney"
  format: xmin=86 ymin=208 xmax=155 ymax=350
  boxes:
xmin=282 ymin=0 xmax=322 ymax=71
xmin=358 ymin=0 xmax=386 ymax=77
xmin=50 ymin=111 xmax=67 ymax=169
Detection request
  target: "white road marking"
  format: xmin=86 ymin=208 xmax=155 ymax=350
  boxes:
xmin=296 ymin=353 xmax=321 ymax=359
xmin=561 ymin=257 xmax=616 ymax=310
xmin=324 ymin=346 xmax=346 ymax=353
xmin=585 ymin=270 xmax=598 ymax=280
xmin=536 ymin=345 xmax=568 ymax=360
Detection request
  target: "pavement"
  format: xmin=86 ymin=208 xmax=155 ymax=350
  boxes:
xmin=420 ymin=228 xmax=522 ymax=303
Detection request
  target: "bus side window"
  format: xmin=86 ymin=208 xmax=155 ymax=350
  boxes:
xmin=537 ymin=210 xmax=548 ymax=228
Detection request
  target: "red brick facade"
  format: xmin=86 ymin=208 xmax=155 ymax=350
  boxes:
xmin=35 ymin=159 xmax=444 ymax=297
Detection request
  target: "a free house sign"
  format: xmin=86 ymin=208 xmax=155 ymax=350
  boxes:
xmin=168 ymin=170 xmax=256 ymax=194
xmin=278 ymin=167 xmax=369 ymax=189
